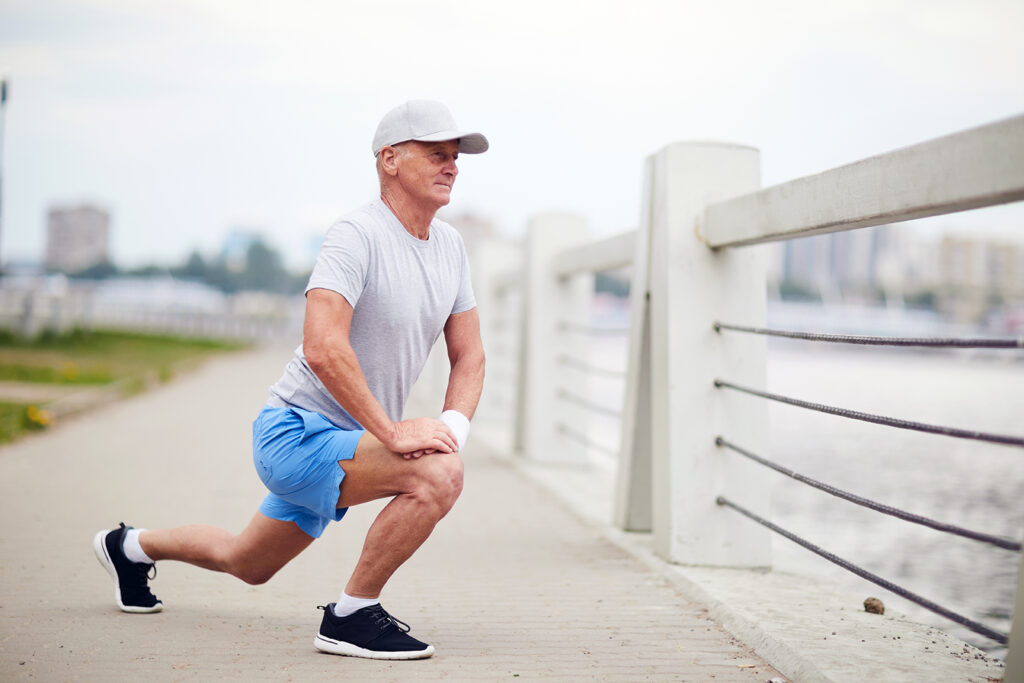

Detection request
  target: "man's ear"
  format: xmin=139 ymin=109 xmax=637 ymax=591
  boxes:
xmin=379 ymin=146 xmax=400 ymax=176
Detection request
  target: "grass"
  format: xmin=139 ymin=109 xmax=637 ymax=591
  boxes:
xmin=0 ymin=328 xmax=246 ymax=443
xmin=0 ymin=401 xmax=54 ymax=444
xmin=0 ymin=328 xmax=245 ymax=385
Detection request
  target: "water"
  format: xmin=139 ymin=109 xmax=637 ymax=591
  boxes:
xmin=577 ymin=296 xmax=1023 ymax=655
xmin=765 ymin=344 xmax=1023 ymax=655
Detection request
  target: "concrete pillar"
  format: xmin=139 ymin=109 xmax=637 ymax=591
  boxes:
xmin=469 ymin=239 xmax=523 ymax=432
xmin=647 ymin=142 xmax=771 ymax=567
xmin=615 ymin=157 xmax=655 ymax=532
xmin=1004 ymin=554 xmax=1024 ymax=683
xmin=519 ymin=212 xmax=590 ymax=463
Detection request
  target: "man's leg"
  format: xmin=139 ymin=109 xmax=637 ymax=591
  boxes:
xmin=312 ymin=433 xmax=463 ymax=660
xmin=139 ymin=512 xmax=314 ymax=586
xmin=336 ymin=433 xmax=464 ymax=598
xmin=94 ymin=512 xmax=313 ymax=614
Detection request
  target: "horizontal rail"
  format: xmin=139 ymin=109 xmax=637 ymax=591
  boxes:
xmin=716 ymin=436 xmax=1022 ymax=551
xmin=556 ymin=423 xmax=620 ymax=458
xmin=558 ymin=322 xmax=631 ymax=337
xmin=717 ymin=496 xmax=1009 ymax=644
xmin=703 ymin=114 xmax=1024 ymax=248
xmin=714 ymin=378 xmax=1024 ymax=447
xmin=556 ymin=354 xmax=627 ymax=379
xmin=714 ymin=322 xmax=1024 ymax=349
xmin=557 ymin=388 xmax=623 ymax=419
xmin=551 ymin=230 xmax=636 ymax=278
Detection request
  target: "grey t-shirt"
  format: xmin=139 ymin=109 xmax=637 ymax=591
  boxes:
xmin=268 ymin=198 xmax=476 ymax=430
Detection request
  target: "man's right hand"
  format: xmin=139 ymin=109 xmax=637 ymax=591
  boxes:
xmin=386 ymin=418 xmax=458 ymax=458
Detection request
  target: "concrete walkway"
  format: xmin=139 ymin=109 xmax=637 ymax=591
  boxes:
xmin=0 ymin=345 xmax=784 ymax=681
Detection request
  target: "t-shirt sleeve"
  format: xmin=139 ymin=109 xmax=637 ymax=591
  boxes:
xmin=451 ymin=238 xmax=476 ymax=315
xmin=305 ymin=220 xmax=370 ymax=308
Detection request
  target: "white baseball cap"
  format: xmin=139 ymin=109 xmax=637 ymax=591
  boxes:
xmin=372 ymin=100 xmax=489 ymax=157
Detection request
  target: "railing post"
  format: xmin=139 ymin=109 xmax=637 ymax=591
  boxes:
xmin=615 ymin=157 xmax=655 ymax=532
xmin=1005 ymin=555 xmax=1024 ymax=682
xmin=645 ymin=142 xmax=771 ymax=566
xmin=468 ymin=239 xmax=523 ymax=452
xmin=518 ymin=212 xmax=590 ymax=463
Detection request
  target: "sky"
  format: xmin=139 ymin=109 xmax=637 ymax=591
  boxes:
xmin=1 ymin=0 xmax=1023 ymax=270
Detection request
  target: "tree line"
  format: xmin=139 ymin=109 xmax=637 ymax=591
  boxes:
xmin=65 ymin=239 xmax=311 ymax=295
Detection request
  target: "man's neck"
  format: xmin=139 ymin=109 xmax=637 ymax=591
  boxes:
xmin=380 ymin=190 xmax=437 ymax=240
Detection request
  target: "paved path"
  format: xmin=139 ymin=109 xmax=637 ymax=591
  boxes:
xmin=0 ymin=346 xmax=783 ymax=681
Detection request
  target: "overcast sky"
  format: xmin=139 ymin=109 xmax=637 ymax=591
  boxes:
xmin=1 ymin=0 xmax=1022 ymax=269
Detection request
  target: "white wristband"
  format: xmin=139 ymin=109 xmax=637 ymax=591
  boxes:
xmin=439 ymin=410 xmax=471 ymax=452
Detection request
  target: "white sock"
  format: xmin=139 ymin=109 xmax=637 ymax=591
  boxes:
xmin=333 ymin=591 xmax=380 ymax=617
xmin=122 ymin=528 xmax=155 ymax=565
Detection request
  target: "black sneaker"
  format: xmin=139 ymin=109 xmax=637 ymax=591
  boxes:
xmin=313 ymin=603 xmax=434 ymax=660
xmin=92 ymin=522 xmax=163 ymax=613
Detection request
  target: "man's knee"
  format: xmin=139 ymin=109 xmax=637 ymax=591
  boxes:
xmin=416 ymin=454 xmax=464 ymax=513
xmin=219 ymin=540 xmax=286 ymax=585
xmin=235 ymin=564 xmax=277 ymax=586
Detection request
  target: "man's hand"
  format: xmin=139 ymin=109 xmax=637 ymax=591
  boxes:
xmin=387 ymin=418 xmax=458 ymax=459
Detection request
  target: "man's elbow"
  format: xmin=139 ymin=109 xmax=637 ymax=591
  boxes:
xmin=470 ymin=348 xmax=486 ymax=379
xmin=305 ymin=339 xmax=339 ymax=378
xmin=452 ymin=346 xmax=485 ymax=378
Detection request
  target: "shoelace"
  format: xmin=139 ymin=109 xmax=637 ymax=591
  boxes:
xmin=316 ymin=604 xmax=412 ymax=633
xmin=365 ymin=604 xmax=411 ymax=633
xmin=131 ymin=562 xmax=158 ymax=596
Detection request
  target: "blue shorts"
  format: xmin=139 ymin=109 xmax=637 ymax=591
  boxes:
xmin=252 ymin=405 xmax=365 ymax=538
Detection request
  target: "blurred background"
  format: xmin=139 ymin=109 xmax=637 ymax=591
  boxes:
xmin=1 ymin=0 xmax=1022 ymax=289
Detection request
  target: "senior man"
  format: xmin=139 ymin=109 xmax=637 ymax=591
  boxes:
xmin=93 ymin=100 xmax=487 ymax=660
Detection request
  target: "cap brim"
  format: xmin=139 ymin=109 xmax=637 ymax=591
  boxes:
xmin=412 ymin=130 xmax=489 ymax=154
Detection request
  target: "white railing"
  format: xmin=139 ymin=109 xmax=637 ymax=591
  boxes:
xmin=472 ymin=114 xmax=1024 ymax=670
xmin=0 ymin=280 xmax=303 ymax=341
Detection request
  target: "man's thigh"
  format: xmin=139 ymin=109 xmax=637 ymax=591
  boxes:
xmin=336 ymin=433 xmax=461 ymax=509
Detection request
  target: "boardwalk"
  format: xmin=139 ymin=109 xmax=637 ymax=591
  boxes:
xmin=0 ymin=346 xmax=782 ymax=682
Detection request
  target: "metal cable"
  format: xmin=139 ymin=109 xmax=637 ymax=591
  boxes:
xmin=716 ymin=496 xmax=1009 ymax=644
xmin=556 ymin=423 xmax=620 ymax=458
xmin=556 ymin=354 xmax=627 ymax=379
xmin=716 ymin=436 xmax=1021 ymax=551
xmin=714 ymin=379 xmax=1024 ymax=448
xmin=713 ymin=321 xmax=1024 ymax=349
xmin=557 ymin=321 xmax=631 ymax=337
xmin=556 ymin=388 xmax=624 ymax=419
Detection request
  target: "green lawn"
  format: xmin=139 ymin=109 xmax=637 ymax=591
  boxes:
xmin=0 ymin=328 xmax=246 ymax=443
xmin=0 ymin=328 xmax=244 ymax=384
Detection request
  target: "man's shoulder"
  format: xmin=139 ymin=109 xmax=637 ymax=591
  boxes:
xmin=324 ymin=201 xmax=389 ymax=243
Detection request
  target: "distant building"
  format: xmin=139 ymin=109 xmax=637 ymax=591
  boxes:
xmin=769 ymin=223 xmax=1024 ymax=322
xmin=45 ymin=204 xmax=110 ymax=273
xmin=935 ymin=236 xmax=1024 ymax=321
xmin=775 ymin=226 xmax=893 ymax=303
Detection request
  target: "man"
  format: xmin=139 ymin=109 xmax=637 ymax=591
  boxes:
xmin=93 ymin=100 xmax=488 ymax=660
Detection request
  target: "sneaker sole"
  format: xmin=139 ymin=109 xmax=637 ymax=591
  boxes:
xmin=92 ymin=530 xmax=163 ymax=614
xmin=313 ymin=634 xmax=434 ymax=660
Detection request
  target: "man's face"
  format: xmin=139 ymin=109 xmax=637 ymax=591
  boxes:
xmin=393 ymin=140 xmax=460 ymax=209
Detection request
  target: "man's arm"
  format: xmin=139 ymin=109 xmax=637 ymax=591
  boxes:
xmin=303 ymin=287 xmax=457 ymax=455
xmin=441 ymin=307 xmax=486 ymax=419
